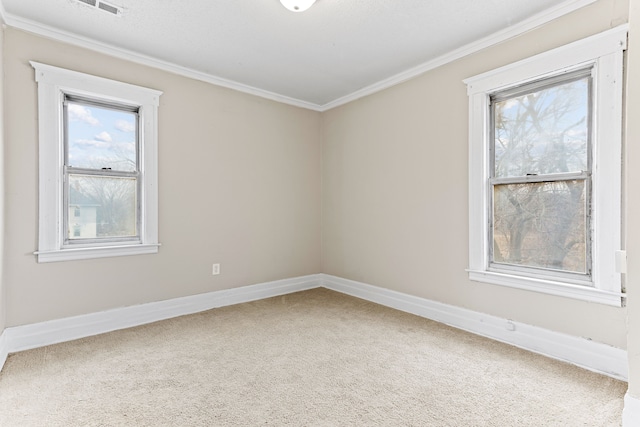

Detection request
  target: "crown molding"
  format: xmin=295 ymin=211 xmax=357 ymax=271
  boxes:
xmin=318 ymin=0 xmax=599 ymax=111
xmin=0 ymin=0 xmax=6 ymax=24
xmin=0 ymin=8 xmax=324 ymax=112
xmin=0 ymin=0 xmax=600 ymax=112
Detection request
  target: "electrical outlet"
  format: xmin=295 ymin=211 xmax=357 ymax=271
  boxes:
xmin=212 ymin=263 xmax=220 ymax=275
xmin=506 ymin=321 xmax=516 ymax=331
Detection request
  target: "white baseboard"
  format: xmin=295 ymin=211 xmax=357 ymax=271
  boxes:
xmin=624 ymin=393 xmax=640 ymax=426
xmin=2 ymin=274 xmax=322 ymax=359
xmin=0 ymin=272 xmax=628 ymax=383
xmin=320 ymin=274 xmax=628 ymax=381
xmin=0 ymin=329 xmax=8 ymax=372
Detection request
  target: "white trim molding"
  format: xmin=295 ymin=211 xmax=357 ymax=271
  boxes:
xmin=0 ymin=273 xmax=627 ymax=382
xmin=624 ymin=393 xmax=640 ymax=426
xmin=0 ymin=0 xmax=596 ymax=112
xmin=0 ymin=330 xmax=8 ymax=373
xmin=1 ymin=274 xmax=321 ymax=356
xmin=320 ymin=274 xmax=628 ymax=380
xmin=31 ymin=62 xmax=162 ymax=263
xmin=2 ymin=13 xmax=323 ymax=112
xmin=321 ymin=0 xmax=599 ymax=111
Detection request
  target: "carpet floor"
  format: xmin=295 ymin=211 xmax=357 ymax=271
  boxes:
xmin=0 ymin=288 xmax=627 ymax=426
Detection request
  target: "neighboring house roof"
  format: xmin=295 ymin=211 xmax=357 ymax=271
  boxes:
xmin=69 ymin=186 xmax=100 ymax=206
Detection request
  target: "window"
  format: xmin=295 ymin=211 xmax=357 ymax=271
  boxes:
xmin=464 ymin=26 xmax=626 ymax=306
xmin=64 ymin=96 xmax=139 ymax=243
xmin=490 ymin=70 xmax=592 ymax=280
xmin=32 ymin=62 xmax=162 ymax=262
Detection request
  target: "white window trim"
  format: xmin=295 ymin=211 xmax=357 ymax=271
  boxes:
xmin=31 ymin=62 xmax=162 ymax=262
xmin=463 ymin=26 xmax=627 ymax=306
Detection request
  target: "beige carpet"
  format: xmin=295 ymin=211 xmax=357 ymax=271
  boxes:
xmin=0 ymin=288 xmax=627 ymax=426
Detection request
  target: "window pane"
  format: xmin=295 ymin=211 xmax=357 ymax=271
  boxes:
xmin=66 ymin=101 xmax=137 ymax=172
xmin=68 ymin=175 xmax=137 ymax=239
xmin=493 ymin=78 xmax=589 ymax=178
xmin=492 ymin=180 xmax=587 ymax=274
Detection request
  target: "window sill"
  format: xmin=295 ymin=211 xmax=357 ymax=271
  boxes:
xmin=467 ymin=269 xmax=624 ymax=307
xmin=35 ymin=243 xmax=160 ymax=263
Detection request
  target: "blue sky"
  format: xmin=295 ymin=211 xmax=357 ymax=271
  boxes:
xmin=66 ymin=102 xmax=137 ymax=172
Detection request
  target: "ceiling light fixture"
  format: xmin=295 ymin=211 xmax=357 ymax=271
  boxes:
xmin=280 ymin=0 xmax=316 ymax=13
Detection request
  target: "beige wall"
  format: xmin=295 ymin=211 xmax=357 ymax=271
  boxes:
xmin=1 ymin=0 xmax=633 ymax=353
xmin=625 ymin=0 xmax=640 ymax=398
xmin=4 ymin=28 xmax=322 ymax=326
xmin=322 ymin=0 xmax=629 ymax=349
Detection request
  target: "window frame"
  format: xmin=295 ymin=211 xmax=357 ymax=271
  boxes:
xmin=63 ymin=95 xmax=142 ymax=246
xmin=32 ymin=62 xmax=162 ymax=262
xmin=488 ymin=69 xmax=593 ymax=284
xmin=463 ymin=26 xmax=627 ymax=306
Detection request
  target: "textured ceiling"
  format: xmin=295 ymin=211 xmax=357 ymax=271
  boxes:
xmin=1 ymin=0 xmax=592 ymax=110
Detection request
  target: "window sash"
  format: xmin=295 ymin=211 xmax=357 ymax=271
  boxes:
xmin=489 ymin=177 xmax=592 ymax=282
xmin=489 ymin=69 xmax=593 ymax=180
xmin=63 ymin=95 xmax=140 ymax=173
xmin=63 ymin=171 xmax=141 ymax=246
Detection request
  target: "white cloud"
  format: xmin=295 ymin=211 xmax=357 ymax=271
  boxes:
xmin=115 ymin=120 xmax=135 ymax=133
xmin=114 ymin=141 xmax=136 ymax=153
xmin=72 ymin=139 xmax=110 ymax=149
xmin=94 ymin=131 xmax=112 ymax=142
xmin=68 ymin=104 xmax=100 ymax=126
